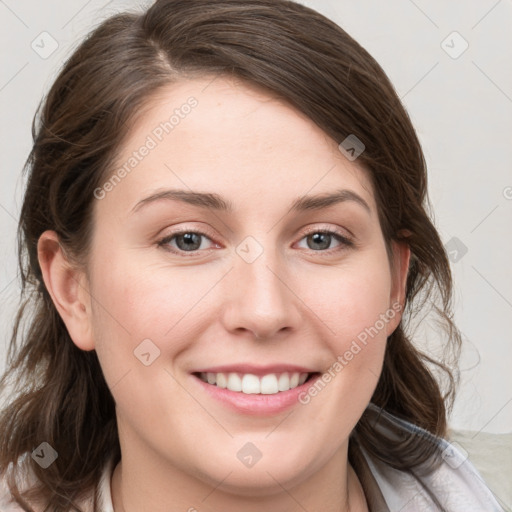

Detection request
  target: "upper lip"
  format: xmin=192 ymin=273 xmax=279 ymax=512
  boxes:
xmin=192 ymin=364 xmax=319 ymax=377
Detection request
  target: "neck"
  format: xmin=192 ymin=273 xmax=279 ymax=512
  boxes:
xmin=111 ymin=444 xmax=368 ymax=512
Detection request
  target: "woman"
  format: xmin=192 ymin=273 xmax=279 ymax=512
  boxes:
xmin=0 ymin=0 xmax=503 ymax=510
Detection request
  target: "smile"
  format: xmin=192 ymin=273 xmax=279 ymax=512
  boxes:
xmin=191 ymin=369 xmax=322 ymax=416
xmin=194 ymin=371 xmax=315 ymax=394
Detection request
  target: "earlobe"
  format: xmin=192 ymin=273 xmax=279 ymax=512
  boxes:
xmin=37 ymin=230 xmax=95 ymax=351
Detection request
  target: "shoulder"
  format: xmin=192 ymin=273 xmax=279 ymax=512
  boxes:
xmin=0 ymin=458 xmax=34 ymax=512
xmin=0 ymin=453 xmax=115 ymax=512
xmin=359 ymin=404 xmax=505 ymax=512
xmin=0 ymin=479 xmax=20 ymax=511
xmin=364 ymin=439 xmax=504 ymax=511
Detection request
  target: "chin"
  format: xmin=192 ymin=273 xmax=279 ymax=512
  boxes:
xmin=194 ymin=449 xmax=317 ymax=497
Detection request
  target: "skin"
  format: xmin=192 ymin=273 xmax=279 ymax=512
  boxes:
xmin=38 ymin=76 xmax=410 ymax=512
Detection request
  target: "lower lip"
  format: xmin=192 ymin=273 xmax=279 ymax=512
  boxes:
xmin=191 ymin=373 xmax=322 ymax=416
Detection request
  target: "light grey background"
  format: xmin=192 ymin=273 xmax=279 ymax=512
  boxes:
xmin=0 ymin=0 xmax=511 ymax=434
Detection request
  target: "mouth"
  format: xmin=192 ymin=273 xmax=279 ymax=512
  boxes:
xmin=192 ymin=371 xmax=321 ymax=395
xmin=191 ymin=370 xmax=323 ymax=415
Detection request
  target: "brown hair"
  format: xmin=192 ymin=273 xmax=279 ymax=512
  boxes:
xmin=0 ymin=0 xmax=461 ymax=510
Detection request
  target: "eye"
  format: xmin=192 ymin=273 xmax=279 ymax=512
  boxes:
xmin=296 ymin=229 xmax=353 ymax=252
xmin=157 ymin=227 xmax=354 ymax=257
xmin=158 ymin=230 xmax=217 ymax=255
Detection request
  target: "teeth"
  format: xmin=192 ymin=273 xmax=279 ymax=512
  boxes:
xmin=216 ymin=372 xmax=227 ymax=389
xmin=242 ymin=374 xmax=261 ymax=394
xmin=227 ymin=373 xmax=242 ymax=392
xmin=278 ymin=373 xmax=290 ymax=391
xmin=198 ymin=371 xmax=310 ymax=394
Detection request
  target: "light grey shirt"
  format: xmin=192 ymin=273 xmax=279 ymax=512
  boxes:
xmin=349 ymin=404 xmax=504 ymax=511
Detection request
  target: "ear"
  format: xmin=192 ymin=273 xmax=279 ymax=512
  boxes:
xmin=385 ymin=237 xmax=411 ymax=336
xmin=37 ymin=230 xmax=95 ymax=351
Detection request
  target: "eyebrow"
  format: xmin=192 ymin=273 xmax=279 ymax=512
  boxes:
xmin=131 ymin=188 xmax=371 ymax=215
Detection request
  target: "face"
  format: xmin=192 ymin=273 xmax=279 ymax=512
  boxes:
xmin=52 ymin=76 xmax=408 ymax=495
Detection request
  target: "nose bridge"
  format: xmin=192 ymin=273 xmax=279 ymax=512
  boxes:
xmin=221 ymin=236 xmax=299 ymax=338
xmin=241 ymin=246 xmax=284 ymax=304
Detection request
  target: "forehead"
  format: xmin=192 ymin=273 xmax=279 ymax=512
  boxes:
xmin=99 ymin=76 xmax=376 ymax=216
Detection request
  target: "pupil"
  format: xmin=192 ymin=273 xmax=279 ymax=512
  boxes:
xmin=309 ymin=233 xmax=330 ymax=250
xmin=177 ymin=233 xmax=201 ymax=251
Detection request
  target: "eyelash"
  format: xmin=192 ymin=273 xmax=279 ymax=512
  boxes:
xmin=157 ymin=226 xmax=354 ymax=258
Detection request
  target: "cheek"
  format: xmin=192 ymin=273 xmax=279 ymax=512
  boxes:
xmin=87 ymin=255 xmax=209 ymax=429
xmin=333 ymin=274 xmax=392 ymax=360
xmin=298 ymin=251 xmax=393 ymax=396
xmin=289 ymin=260 xmax=394 ymax=458
xmin=89 ymin=249 xmax=212 ymax=336
xmin=302 ymin=256 xmax=393 ymax=351
xmin=87 ymin=246 xmax=236 ymax=399
xmin=86 ymin=252 xmax=199 ymax=383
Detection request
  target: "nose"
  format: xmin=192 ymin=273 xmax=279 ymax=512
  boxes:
xmin=220 ymin=245 xmax=302 ymax=340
